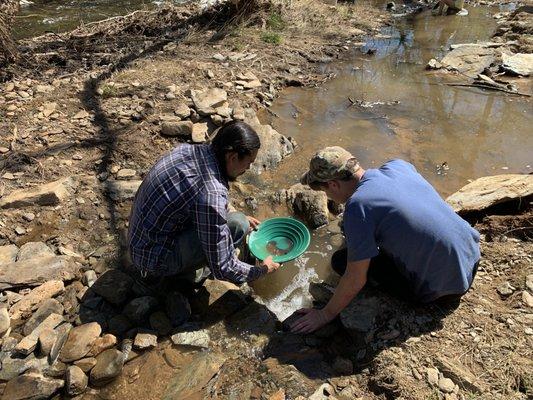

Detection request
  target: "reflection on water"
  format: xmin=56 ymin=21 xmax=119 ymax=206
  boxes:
xmin=252 ymin=6 xmax=532 ymax=308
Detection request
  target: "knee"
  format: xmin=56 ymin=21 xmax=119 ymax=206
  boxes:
xmin=227 ymin=212 xmax=249 ymax=244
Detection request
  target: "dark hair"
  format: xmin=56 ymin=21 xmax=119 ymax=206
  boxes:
xmin=211 ymin=121 xmax=261 ymax=160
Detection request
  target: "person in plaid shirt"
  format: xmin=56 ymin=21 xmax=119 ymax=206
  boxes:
xmin=128 ymin=121 xmax=280 ymax=288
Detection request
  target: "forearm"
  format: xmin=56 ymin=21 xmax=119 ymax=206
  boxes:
xmin=322 ymin=272 xmax=366 ymax=320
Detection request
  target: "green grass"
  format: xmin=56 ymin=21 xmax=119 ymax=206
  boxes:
xmin=100 ymin=84 xmax=118 ymax=98
xmin=267 ymin=12 xmax=285 ymax=31
xmin=261 ymin=32 xmax=282 ymax=45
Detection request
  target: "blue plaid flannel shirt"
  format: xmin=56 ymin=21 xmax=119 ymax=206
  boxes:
xmin=128 ymin=143 xmax=264 ymax=284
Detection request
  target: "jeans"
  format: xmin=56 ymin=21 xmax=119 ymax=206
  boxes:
xmin=160 ymin=211 xmax=250 ymax=284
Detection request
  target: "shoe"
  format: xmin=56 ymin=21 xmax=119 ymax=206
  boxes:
xmin=456 ymin=8 xmax=468 ymax=16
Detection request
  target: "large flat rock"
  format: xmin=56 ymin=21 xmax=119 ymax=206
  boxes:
xmin=446 ymin=174 xmax=533 ymax=213
xmin=502 ymin=53 xmax=533 ymax=76
xmin=0 ymin=177 xmax=76 ymax=209
xmin=439 ymin=44 xmax=498 ymax=77
xmin=106 ymin=180 xmax=142 ymax=201
xmin=0 ymin=256 xmax=78 ymax=290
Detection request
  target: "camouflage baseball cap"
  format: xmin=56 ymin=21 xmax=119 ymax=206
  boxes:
xmin=300 ymin=146 xmax=359 ymax=185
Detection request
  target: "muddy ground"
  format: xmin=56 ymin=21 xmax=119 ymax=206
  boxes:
xmin=0 ymin=1 xmax=532 ymax=399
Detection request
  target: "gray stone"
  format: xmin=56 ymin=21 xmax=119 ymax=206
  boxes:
xmin=49 ymin=323 xmax=72 ymax=364
xmin=439 ymin=44 xmax=498 ymax=77
xmin=0 ymin=244 xmax=18 ymax=264
xmin=9 ymin=280 xmax=64 ymax=321
xmin=249 ymin=123 xmax=295 ymax=174
xmin=2 ymin=371 xmax=64 ymax=399
xmin=0 ymin=177 xmax=76 ymax=209
xmin=23 ymin=298 xmax=64 ymax=336
xmin=66 ymin=365 xmax=88 ymax=396
xmin=16 ymin=242 xmax=55 ymax=261
xmin=123 ymin=296 xmax=159 ymax=325
xmin=106 ymin=179 xmax=142 ymax=201
xmin=116 ymin=168 xmax=137 ymax=179
xmin=149 ymin=311 xmax=173 ymax=336
xmin=165 ymin=292 xmax=191 ymax=327
xmin=74 ymin=357 xmax=97 ymax=373
xmin=174 ymin=103 xmax=191 ymax=119
xmin=161 ymin=121 xmax=194 ymax=137
xmin=191 ymin=88 xmax=227 ymax=116
xmin=0 ymin=307 xmax=10 ymax=335
xmin=340 ymin=295 xmax=381 ymax=333
xmin=0 ymin=352 xmax=49 ymax=381
xmin=82 ymin=270 xmax=97 ymax=287
xmin=60 ymin=322 xmax=102 ymax=362
xmin=283 ymin=184 xmax=329 ymax=229
xmin=15 ymin=313 xmax=64 ymax=356
xmin=90 ymin=348 xmax=125 ymax=386
xmin=226 ymin=302 xmax=276 ymax=335
xmin=192 ymin=122 xmax=208 ymax=143
xmin=171 ymin=329 xmax=210 ymax=348
xmin=502 ymin=53 xmax=533 ymax=76
xmin=90 ymin=269 xmax=134 ymax=305
xmin=0 ymin=256 xmax=78 ymax=290
xmin=22 ymin=212 xmax=35 ymax=222
xmin=134 ymin=332 xmax=158 ymax=349
xmin=446 ymin=174 xmax=533 ymax=214
xmin=309 ymin=383 xmax=336 ymax=400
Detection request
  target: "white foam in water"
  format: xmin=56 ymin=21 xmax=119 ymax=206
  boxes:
xmin=260 ymin=256 xmax=318 ymax=321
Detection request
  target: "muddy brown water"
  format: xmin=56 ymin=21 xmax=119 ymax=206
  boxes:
xmin=249 ymin=5 xmax=533 ymax=318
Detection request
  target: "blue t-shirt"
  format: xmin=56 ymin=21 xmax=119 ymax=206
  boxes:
xmin=344 ymin=159 xmax=480 ymax=302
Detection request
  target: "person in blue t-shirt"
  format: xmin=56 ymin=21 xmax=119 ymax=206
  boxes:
xmin=290 ymin=146 xmax=480 ymax=333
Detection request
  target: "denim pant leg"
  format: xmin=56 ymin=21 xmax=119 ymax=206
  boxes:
xmin=162 ymin=212 xmax=250 ymax=282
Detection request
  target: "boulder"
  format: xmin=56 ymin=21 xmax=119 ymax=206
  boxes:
xmin=340 ymin=295 xmax=381 ymax=333
xmin=282 ymin=184 xmax=329 ymax=229
xmin=15 ymin=313 xmax=64 ymax=356
xmin=161 ymin=121 xmax=194 ymax=137
xmin=90 ymin=269 xmax=134 ymax=305
xmin=502 ymin=53 xmax=533 ymax=76
xmin=74 ymin=357 xmax=98 ymax=373
xmin=66 ymin=365 xmax=88 ymax=396
xmin=16 ymin=242 xmax=55 ymax=261
xmin=9 ymin=280 xmax=64 ymax=321
xmin=0 ymin=352 xmax=49 ymax=381
xmin=0 ymin=244 xmax=18 ymax=264
xmin=446 ymin=174 xmax=533 ymax=213
xmin=38 ymin=327 xmax=58 ymax=356
xmin=0 ymin=256 xmax=78 ymax=290
xmin=0 ymin=177 xmax=76 ymax=209
xmin=87 ymin=333 xmax=117 ymax=357
xmin=60 ymin=322 xmax=102 ymax=362
xmin=171 ymin=329 xmax=210 ymax=348
xmin=191 ymin=88 xmax=227 ymax=116
xmin=123 ymin=296 xmax=159 ymax=325
xmin=248 ymin=123 xmax=295 ymax=174
xmin=106 ymin=179 xmax=142 ymax=201
xmin=23 ymin=298 xmax=64 ymax=335
xmin=2 ymin=371 xmax=64 ymax=400
xmin=439 ymin=44 xmax=499 ymax=77
xmin=90 ymin=348 xmax=125 ymax=386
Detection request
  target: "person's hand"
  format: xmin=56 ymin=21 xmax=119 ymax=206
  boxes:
xmin=289 ymin=308 xmax=333 ymax=334
xmin=258 ymin=255 xmax=280 ymax=274
xmin=246 ymin=216 xmax=261 ymax=230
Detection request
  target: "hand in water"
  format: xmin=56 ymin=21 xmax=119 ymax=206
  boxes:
xmin=247 ymin=216 xmax=261 ymax=230
xmin=258 ymin=256 xmax=280 ymax=273
xmin=289 ymin=308 xmax=333 ymax=334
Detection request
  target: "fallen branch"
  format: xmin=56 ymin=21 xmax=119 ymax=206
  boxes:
xmin=444 ymin=82 xmax=531 ymax=97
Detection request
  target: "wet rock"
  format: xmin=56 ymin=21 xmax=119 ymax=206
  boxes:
xmin=149 ymin=311 xmax=173 ymax=336
xmin=340 ymin=295 xmax=381 ymax=333
xmin=192 ymin=122 xmax=209 ymax=143
xmin=171 ymin=329 xmax=210 ymax=348
xmin=249 ymin=123 xmax=295 ymax=174
xmin=134 ymin=332 xmax=158 ymax=349
xmin=74 ymin=357 xmax=97 ymax=373
xmin=9 ymin=280 xmax=64 ymax=321
xmin=174 ymin=103 xmax=191 ymax=119
xmin=90 ymin=348 xmax=125 ymax=386
xmin=66 ymin=365 xmax=88 ymax=396
xmin=162 ymin=351 xmax=226 ymax=399
xmin=87 ymin=333 xmax=117 ymax=357
xmin=0 ymin=244 xmax=18 ymax=264
xmin=309 ymin=281 xmax=335 ymax=304
xmin=0 ymin=256 xmax=78 ymax=291
xmin=23 ymin=298 xmax=64 ymax=335
xmin=108 ymin=314 xmax=133 ymax=337
xmin=438 ymin=44 xmax=499 ymax=77
xmin=191 ymin=88 xmax=227 ymax=116
xmin=91 ymin=269 xmax=134 ymax=305
xmin=38 ymin=327 xmax=57 ymax=356
xmin=502 ymin=53 xmax=533 ymax=76
xmin=161 ymin=121 xmax=194 ymax=137
xmin=0 ymin=177 xmax=76 ymax=209
xmin=2 ymin=371 xmax=64 ymax=400
xmin=60 ymin=322 xmax=102 ymax=362
xmin=15 ymin=313 xmax=64 ymax=356
xmin=282 ymin=184 xmax=329 ymax=229
xmin=106 ymin=179 xmax=142 ymax=201
xmin=446 ymin=174 xmax=533 ymax=214
xmin=226 ymin=302 xmax=276 ymax=335
xmin=165 ymin=291 xmax=191 ymax=327
xmin=123 ymin=296 xmax=159 ymax=325
xmin=0 ymin=307 xmax=10 ymax=335
xmin=330 ymin=234 xmax=344 ymax=248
